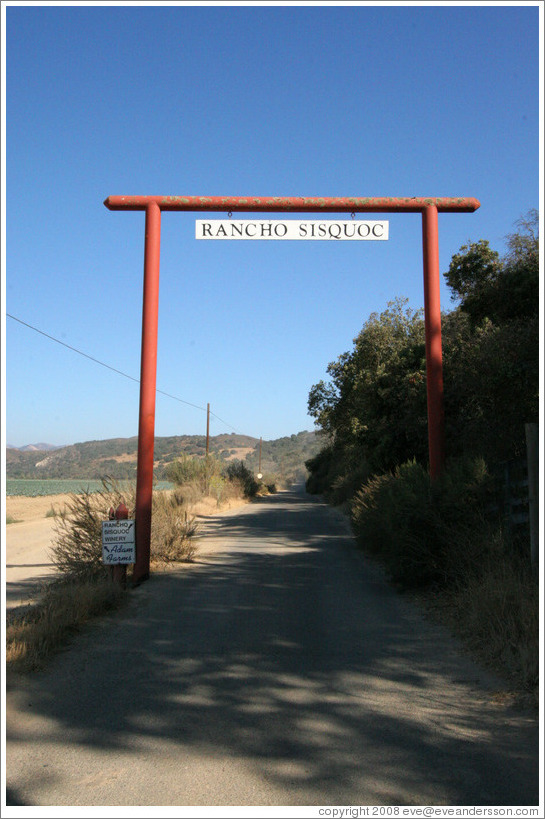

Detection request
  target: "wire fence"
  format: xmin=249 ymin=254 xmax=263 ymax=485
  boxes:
xmin=487 ymin=423 xmax=539 ymax=570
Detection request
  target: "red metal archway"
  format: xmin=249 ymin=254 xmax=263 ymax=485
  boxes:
xmin=104 ymin=195 xmax=480 ymax=583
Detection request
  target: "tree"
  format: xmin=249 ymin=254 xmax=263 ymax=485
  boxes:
xmin=441 ymin=210 xmax=539 ymax=461
xmin=307 ymin=298 xmax=428 ymax=480
xmin=504 ymin=208 xmax=538 ymax=266
xmin=444 ymin=210 xmax=539 ymax=326
xmin=307 ymin=211 xmax=539 ymax=500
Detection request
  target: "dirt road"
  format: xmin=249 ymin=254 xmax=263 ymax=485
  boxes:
xmin=5 ymin=488 xmax=539 ymax=807
xmin=4 ymin=492 xmax=248 ymax=612
xmin=5 ymin=518 xmax=59 ymax=611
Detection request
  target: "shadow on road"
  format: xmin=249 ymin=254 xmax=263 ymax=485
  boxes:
xmin=5 ymin=786 xmax=30 ymax=806
xmin=5 ymin=576 xmax=53 ymax=609
xmin=6 ymin=489 xmax=539 ymax=806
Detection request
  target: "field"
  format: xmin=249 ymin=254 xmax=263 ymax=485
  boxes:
xmin=6 ymin=479 xmax=174 ymax=497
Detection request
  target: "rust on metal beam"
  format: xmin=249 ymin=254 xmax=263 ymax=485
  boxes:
xmin=104 ymin=195 xmax=480 ymax=214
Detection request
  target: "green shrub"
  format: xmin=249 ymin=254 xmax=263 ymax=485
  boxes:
xmin=306 ymin=442 xmax=371 ymax=506
xmin=50 ymin=478 xmax=198 ymax=580
xmin=350 ymin=456 xmax=538 ymax=703
xmin=50 ymin=483 xmax=117 ymax=579
xmin=351 ymin=457 xmax=494 ymax=589
xmin=209 ymin=474 xmax=227 ymax=506
xmin=224 ymin=460 xmax=259 ymax=498
xmin=328 ymin=461 xmax=371 ymax=507
xmin=166 ymin=454 xmax=223 ymax=496
xmin=166 ymin=454 xmax=203 ymax=485
xmin=305 ymin=446 xmax=335 ymax=494
xmin=149 ymin=491 xmax=199 ymax=563
xmin=171 ymin=479 xmax=204 ymax=508
xmin=254 ymin=479 xmax=277 ymax=496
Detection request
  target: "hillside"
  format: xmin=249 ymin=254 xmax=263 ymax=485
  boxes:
xmin=7 ymin=442 xmax=62 ymax=452
xmin=6 ymin=431 xmax=322 ymax=484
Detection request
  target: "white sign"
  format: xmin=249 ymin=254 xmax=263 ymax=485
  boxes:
xmin=195 ymin=220 xmax=389 ymax=241
xmin=102 ymin=520 xmax=136 ymax=565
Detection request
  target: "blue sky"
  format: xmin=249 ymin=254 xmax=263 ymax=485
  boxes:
xmin=3 ymin=1 xmax=542 ymax=447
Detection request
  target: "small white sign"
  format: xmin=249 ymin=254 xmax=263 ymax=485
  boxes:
xmin=102 ymin=520 xmax=135 ymax=565
xmin=195 ymin=219 xmax=389 ymax=241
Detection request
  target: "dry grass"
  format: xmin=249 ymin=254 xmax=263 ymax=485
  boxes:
xmin=350 ymin=458 xmax=539 ymax=708
xmin=6 ymin=575 xmax=126 ymax=674
xmin=50 ymin=480 xmax=200 ymax=580
xmin=411 ymin=548 xmax=539 ymax=709
xmin=6 ymin=480 xmax=205 ymax=675
xmin=6 ymin=475 xmax=251 ymax=675
xmin=150 ymin=490 xmax=199 ymax=564
xmin=449 ymin=554 xmax=538 ymax=706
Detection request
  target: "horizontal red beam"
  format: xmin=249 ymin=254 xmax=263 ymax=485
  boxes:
xmin=104 ymin=195 xmax=480 ymax=214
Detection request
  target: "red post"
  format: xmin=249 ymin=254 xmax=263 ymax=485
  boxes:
xmin=105 ymin=195 xmax=480 ymax=214
xmin=133 ymin=202 xmax=161 ymax=584
xmin=422 ymin=204 xmax=445 ymax=480
xmin=105 ymin=195 xmax=478 ymax=570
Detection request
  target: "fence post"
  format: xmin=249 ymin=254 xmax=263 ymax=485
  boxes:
xmin=525 ymin=422 xmax=539 ymax=571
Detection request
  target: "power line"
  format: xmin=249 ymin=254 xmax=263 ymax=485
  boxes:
xmin=6 ymin=313 xmax=241 ymax=432
xmin=209 ymin=410 xmax=242 ymax=435
xmin=7 ymin=312 xmax=144 ymax=386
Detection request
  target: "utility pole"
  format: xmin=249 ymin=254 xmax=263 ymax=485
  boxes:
xmin=258 ymin=437 xmax=262 ymax=478
xmin=206 ymin=403 xmax=210 ymax=457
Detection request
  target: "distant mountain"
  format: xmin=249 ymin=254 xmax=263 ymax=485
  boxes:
xmin=7 ymin=443 xmax=63 ymax=452
xmin=5 ymin=431 xmax=322 ymax=483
